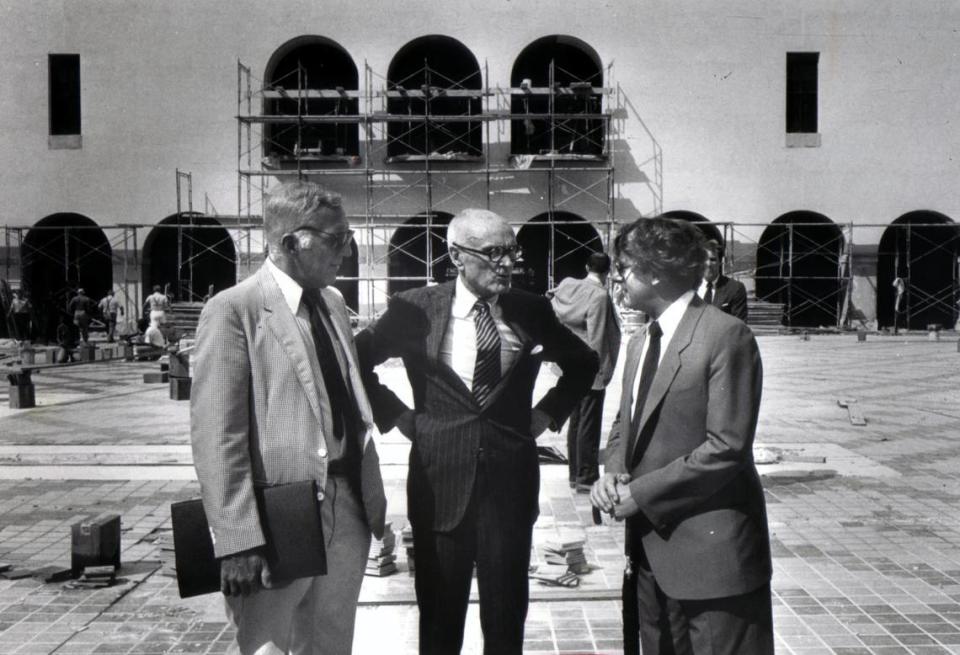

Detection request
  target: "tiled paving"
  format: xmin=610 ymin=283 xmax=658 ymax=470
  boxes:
xmin=0 ymin=333 xmax=957 ymax=653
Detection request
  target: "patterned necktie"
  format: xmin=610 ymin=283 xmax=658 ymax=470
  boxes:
xmin=303 ymin=289 xmax=359 ymax=441
xmin=472 ymin=300 xmax=501 ymax=405
xmin=703 ymin=281 xmax=715 ymax=305
xmin=630 ymin=320 xmax=663 ymax=432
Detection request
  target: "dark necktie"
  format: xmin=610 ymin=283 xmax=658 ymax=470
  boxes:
xmin=303 ymin=289 xmax=358 ymax=441
xmin=472 ymin=300 xmax=501 ymax=405
xmin=703 ymin=281 xmax=715 ymax=305
xmin=630 ymin=320 xmax=663 ymax=434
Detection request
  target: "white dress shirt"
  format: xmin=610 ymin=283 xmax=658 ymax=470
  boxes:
xmin=697 ymin=278 xmax=714 ymax=301
xmin=440 ymin=276 xmax=523 ymax=392
xmin=265 ymin=258 xmax=350 ymax=398
xmin=631 ymin=290 xmax=695 ymax=417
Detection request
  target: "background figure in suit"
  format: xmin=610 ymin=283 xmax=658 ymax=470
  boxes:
xmin=548 ymin=252 xmax=622 ymax=490
xmin=697 ymin=239 xmax=748 ymax=321
xmin=190 ymin=181 xmax=386 ymax=655
xmin=592 ymin=217 xmax=773 ymax=655
xmin=357 ymin=209 xmax=597 ymax=655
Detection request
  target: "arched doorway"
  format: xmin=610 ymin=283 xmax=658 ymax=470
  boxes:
xmin=877 ymin=211 xmax=959 ymax=330
xmin=515 ymin=212 xmax=603 ymax=295
xmin=262 ymin=36 xmax=360 ymax=162
xmin=755 ymin=211 xmax=844 ymax=328
xmin=661 ymin=210 xmax=724 ymax=247
xmin=387 ymin=211 xmax=455 ymax=296
xmin=386 ymin=35 xmax=482 ymax=161
xmin=510 ymin=35 xmax=604 ymax=157
xmin=142 ymin=213 xmax=236 ymax=303
xmin=22 ymin=213 xmax=113 ymax=342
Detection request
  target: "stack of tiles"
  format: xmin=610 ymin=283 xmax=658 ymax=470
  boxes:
xmin=366 ymin=522 xmax=397 ymax=577
xmin=542 ymin=532 xmax=589 ymax=574
xmin=401 ymin=525 xmax=415 ymax=573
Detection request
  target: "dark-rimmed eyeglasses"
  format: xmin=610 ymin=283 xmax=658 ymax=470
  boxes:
xmin=294 ymin=226 xmax=355 ymax=250
xmin=452 ymin=242 xmax=523 ymax=264
xmin=612 ymin=260 xmax=635 ymax=282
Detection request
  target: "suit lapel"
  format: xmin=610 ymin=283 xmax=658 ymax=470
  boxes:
xmin=627 ymin=300 xmax=707 ymax=466
xmin=482 ymin=292 xmax=533 ymax=406
xmin=259 ymin=269 xmax=328 ymax=431
xmin=425 ymin=282 xmax=478 ymax=406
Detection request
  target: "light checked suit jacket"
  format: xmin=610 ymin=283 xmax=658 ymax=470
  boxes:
xmin=190 ymin=265 xmax=387 ymax=558
xmin=605 ymin=296 xmax=771 ymax=600
xmin=356 ymin=281 xmax=598 ymax=532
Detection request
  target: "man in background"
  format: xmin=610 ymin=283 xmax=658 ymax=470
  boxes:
xmin=145 ymin=285 xmax=171 ymax=325
xmin=549 ymin=252 xmax=621 ymax=491
xmin=67 ymin=288 xmax=95 ymax=343
xmin=698 ymin=239 xmax=747 ymax=321
xmin=98 ymin=289 xmax=123 ymax=343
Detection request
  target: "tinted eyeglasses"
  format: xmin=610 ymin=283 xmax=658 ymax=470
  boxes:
xmin=452 ymin=242 xmax=523 ymax=264
xmin=295 ymin=226 xmax=355 ymax=250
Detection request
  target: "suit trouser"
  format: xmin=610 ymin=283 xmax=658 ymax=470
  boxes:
xmin=412 ymin=455 xmax=534 ymax=655
xmin=224 ymin=475 xmax=371 ymax=655
xmin=565 ymin=389 xmax=605 ymax=485
xmin=629 ymin=545 xmax=774 ymax=655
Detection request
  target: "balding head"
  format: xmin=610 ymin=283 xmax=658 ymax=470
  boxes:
xmin=447 ymin=209 xmax=511 ymax=249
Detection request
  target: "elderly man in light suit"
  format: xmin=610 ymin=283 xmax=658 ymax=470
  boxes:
xmin=592 ymin=217 xmax=772 ymax=655
xmin=190 ymin=181 xmax=386 ymax=655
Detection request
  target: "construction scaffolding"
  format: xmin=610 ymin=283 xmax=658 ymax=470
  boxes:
xmin=235 ymin=55 xmax=626 ymax=319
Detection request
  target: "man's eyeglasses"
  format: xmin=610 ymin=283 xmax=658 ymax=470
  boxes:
xmin=295 ymin=226 xmax=355 ymax=250
xmin=452 ymin=242 xmax=523 ymax=264
xmin=612 ymin=260 xmax=634 ymax=281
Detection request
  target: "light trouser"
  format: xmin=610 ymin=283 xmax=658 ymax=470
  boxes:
xmin=224 ymin=475 xmax=371 ymax=655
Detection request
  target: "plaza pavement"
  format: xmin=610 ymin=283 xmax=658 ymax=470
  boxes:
xmin=0 ymin=332 xmax=957 ymax=654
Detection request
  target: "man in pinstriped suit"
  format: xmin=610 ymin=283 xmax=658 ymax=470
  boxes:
xmin=190 ymin=181 xmax=386 ymax=655
xmin=357 ymin=209 xmax=598 ymax=655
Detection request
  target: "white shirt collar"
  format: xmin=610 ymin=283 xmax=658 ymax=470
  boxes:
xmin=652 ymin=290 xmax=696 ymax=343
xmin=452 ymin=275 xmax=500 ymax=319
xmin=266 ymin=257 xmax=304 ymax=315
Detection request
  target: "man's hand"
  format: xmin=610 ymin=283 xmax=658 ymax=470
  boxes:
xmin=611 ymin=481 xmax=641 ymax=520
xmin=590 ymin=472 xmax=631 ymax=514
xmin=220 ymin=548 xmax=271 ymax=596
xmin=530 ymin=409 xmax=553 ymax=438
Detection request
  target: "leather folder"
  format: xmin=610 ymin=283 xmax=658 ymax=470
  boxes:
xmin=171 ymin=480 xmax=327 ymax=598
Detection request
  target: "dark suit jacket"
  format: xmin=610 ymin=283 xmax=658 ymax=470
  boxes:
xmin=605 ymin=296 xmax=770 ymax=600
xmin=356 ymin=281 xmax=598 ymax=532
xmin=709 ymin=275 xmax=748 ymax=322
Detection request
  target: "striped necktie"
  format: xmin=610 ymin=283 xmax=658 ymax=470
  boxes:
xmin=703 ymin=281 xmax=714 ymax=305
xmin=472 ymin=300 xmax=501 ymax=405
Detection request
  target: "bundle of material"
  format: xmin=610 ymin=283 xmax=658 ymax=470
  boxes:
xmin=366 ymin=522 xmax=398 ymax=577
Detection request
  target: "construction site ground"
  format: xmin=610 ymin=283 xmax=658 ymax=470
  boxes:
xmin=0 ymin=331 xmax=958 ymax=654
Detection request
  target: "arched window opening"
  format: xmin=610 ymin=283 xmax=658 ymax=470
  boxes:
xmin=387 ymin=212 xmax=456 ymax=296
xmin=262 ymin=37 xmax=360 ymax=164
xmin=142 ymin=213 xmax=237 ymax=303
xmin=386 ymin=35 xmax=483 ymax=162
xmin=22 ymin=213 xmax=113 ymax=343
xmin=515 ymin=212 xmax=603 ymax=295
xmin=877 ymin=211 xmax=959 ymax=330
xmin=755 ymin=211 xmax=844 ymax=328
xmin=661 ymin=210 xmax=724 ymax=248
xmin=510 ymin=36 xmax=605 ymax=159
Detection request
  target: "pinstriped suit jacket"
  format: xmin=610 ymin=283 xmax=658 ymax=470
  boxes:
xmin=356 ymin=280 xmax=598 ymax=532
xmin=190 ymin=265 xmax=387 ymax=558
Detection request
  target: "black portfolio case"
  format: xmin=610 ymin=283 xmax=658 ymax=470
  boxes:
xmin=171 ymin=480 xmax=327 ymax=598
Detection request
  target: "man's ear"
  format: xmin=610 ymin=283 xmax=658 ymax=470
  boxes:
xmin=281 ymin=234 xmax=298 ymax=253
xmin=449 ymin=247 xmax=464 ymax=270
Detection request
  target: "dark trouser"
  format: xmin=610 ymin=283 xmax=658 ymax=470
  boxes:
xmin=12 ymin=313 xmax=30 ymax=342
xmin=412 ymin=458 xmax=533 ymax=655
xmin=629 ymin=546 xmax=774 ymax=655
xmin=566 ymin=388 xmax=605 ymax=485
xmin=74 ymin=311 xmax=90 ymax=342
xmin=106 ymin=312 xmax=117 ymax=342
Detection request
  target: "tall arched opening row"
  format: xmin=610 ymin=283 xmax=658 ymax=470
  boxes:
xmin=4 ymin=211 xmax=958 ymax=330
xmin=258 ymin=34 xmax=606 ymax=163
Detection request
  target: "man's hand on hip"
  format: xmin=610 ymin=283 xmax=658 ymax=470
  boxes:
xmin=220 ymin=548 xmax=272 ymax=596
